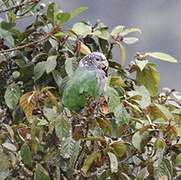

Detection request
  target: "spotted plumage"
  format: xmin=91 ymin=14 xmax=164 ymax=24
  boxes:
xmin=62 ymin=52 xmax=108 ymax=112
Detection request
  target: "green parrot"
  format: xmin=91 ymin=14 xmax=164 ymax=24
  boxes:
xmin=62 ymin=52 xmax=108 ymax=112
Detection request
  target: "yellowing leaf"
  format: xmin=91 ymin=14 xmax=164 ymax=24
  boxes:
xmin=146 ymin=52 xmax=177 ymax=63
xmin=46 ymin=90 xmax=62 ymax=112
xmin=136 ymin=66 xmax=160 ymax=96
xmin=81 ymin=150 xmax=101 ymax=174
xmin=132 ymin=131 xmax=150 ymax=152
xmin=97 ymin=117 xmax=112 ymax=135
xmin=170 ymin=126 xmax=179 ymax=136
xmin=110 ymin=76 xmax=127 ymax=87
xmin=20 ymin=91 xmax=40 ymax=121
xmin=155 ymin=139 xmax=166 ymax=149
xmin=116 ymin=42 xmax=126 ymax=66
xmin=111 ymin=142 xmax=127 ymax=158
xmin=155 ymin=104 xmax=173 ymax=121
xmin=79 ymin=41 xmax=91 ymax=55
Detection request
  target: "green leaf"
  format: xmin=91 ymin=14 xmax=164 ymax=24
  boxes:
xmin=0 ymin=148 xmax=10 ymax=172
xmin=60 ymin=137 xmax=79 ymax=159
xmin=43 ymin=107 xmax=57 ymax=121
xmin=154 ymin=159 xmax=173 ymax=180
xmin=2 ymin=0 xmax=10 ymax=7
xmin=55 ymin=114 xmax=70 ymax=140
xmin=0 ymin=21 xmax=15 ymax=30
xmin=65 ymin=57 xmax=76 ymax=77
xmin=8 ymin=11 xmax=16 ymax=23
xmin=135 ymin=60 xmax=149 ymax=71
xmin=52 ymin=70 xmax=62 ymax=87
xmin=4 ymin=124 xmax=14 ymax=138
xmin=146 ymin=52 xmax=177 ymax=63
xmin=70 ymin=7 xmax=88 ymax=19
xmin=175 ymin=153 xmax=181 ymax=166
xmin=81 ymin=150 xmax=101 ymax=174
xmin=57 ymin=12 xmax=71 ymax=25
xmin=94 ymin=28 xmax=110 ymax=40
xmin=104 ymin=84 xmax=120 ymax=112
xmin=136 ymin=66 xmax=160 ymax=96
xmin=137 ymin=167 xmax=148 ymax=180
xmin=20 ymin=143 xmax=32 ymax=168
xmin=0 ymin=28 xmax=14 ymax=46
xmin=0 ymin=54 xmax=6 ymax=64
xmin=128 ymin=86 xmax=151 ymax=109
xmin=5 ymin=84 xmax=21 ymax=110
xmin=32 ymin=53 xmax=47 ymax=63
xmin=113 ymin=104 xmax=129 ymax=126
xmin=111 ymin=141 xmax=127 ymax=158
xmin=108 ymin=152 xmax=118 ymax=173
xmin=99 ymin=38 xmax=110 ymax=57
xmin=123 ymin=37 xmax=139 ymax=44
xmin=111 ymin=25 xmax=125 ymax=39
xmin=46 ymin=55 xmax=57 ymax=74
xmin=34 ymin=163 xmax=50 ymax=180
xmin=132 ymin=131 xmax=150 ymax=152
xmin=155 ymin=104 xmax=173 ymax=121
xmin=119 ymin=28 xmax=141 ymax=36
xmin=47 ymin=2 xmax=59 ymax=25
xmin=72 ymin=22 xmax=92 ymax=36
xmin=15 ymin=59 xmax=27 ymax=68
xmin=34 ymin=61 xmax=46 ymax=81
xmin=155 ymin=139 xmax=166 ymax=150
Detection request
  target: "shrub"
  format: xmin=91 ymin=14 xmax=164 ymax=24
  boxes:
xmin=0 ymin=1 xmax=181 ymax=179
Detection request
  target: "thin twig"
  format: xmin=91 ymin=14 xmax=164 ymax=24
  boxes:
xmin=0 ymin=31 xmax=54 ymax=54
xmin=107 ymin=32 xmax=120 ymax=60
xmin=0 ymin=0 xmax=39 ymax=13
xmin=0 ymin=0 xmax=9 ymax=8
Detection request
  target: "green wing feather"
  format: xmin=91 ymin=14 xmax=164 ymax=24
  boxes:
xmin=62 ymin=68 xmax=100 ymax=111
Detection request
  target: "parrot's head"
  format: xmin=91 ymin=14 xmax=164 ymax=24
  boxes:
xmin=79 ymin=52 xmax=109 ymax=71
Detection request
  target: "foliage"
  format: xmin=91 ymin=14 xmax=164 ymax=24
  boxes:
xmin=0 ymin=1 xmax=181 ymax=179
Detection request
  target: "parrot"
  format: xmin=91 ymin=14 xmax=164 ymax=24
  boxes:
xmin=62 ymin=52 xmax=108 ymax=112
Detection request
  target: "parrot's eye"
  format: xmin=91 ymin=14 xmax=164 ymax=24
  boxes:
xmin=96 ymin=58 xmax=100 ymax=61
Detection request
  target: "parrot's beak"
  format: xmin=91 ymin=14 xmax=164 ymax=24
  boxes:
xmin=101 ymin=60 xmax=109 ymax=70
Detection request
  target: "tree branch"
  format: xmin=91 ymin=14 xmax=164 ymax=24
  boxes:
xmin=0 ymin=31 xmax=54 ymax=54
xmin=0 ymin=0 xmax=40 ymax=13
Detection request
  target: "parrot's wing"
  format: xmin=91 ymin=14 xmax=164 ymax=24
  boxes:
xmin=62 ymin=68 xmax=100 ymax=111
